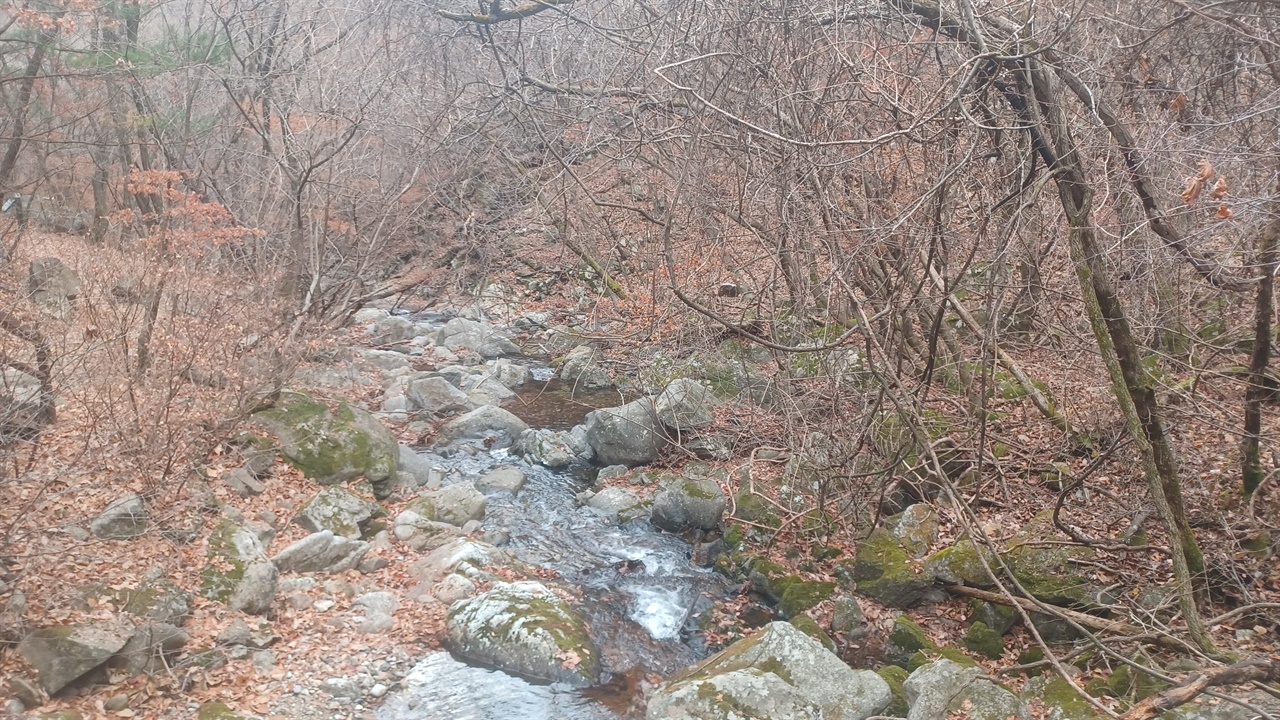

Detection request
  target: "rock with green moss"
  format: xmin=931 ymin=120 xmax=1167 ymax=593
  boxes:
xmin=1021 ymin=675 xmax=1100 ymax=720
xmin=788 ymin=615 xmax=836 ymax=652
xmin=877 ymin=665 xmax=910 ymax=717
xmin=78 ymin=577 xmax=191 ymax=625
xmin=747 ymin=557 xmax=798 ymax=602
xmin=886 ymin=616 xmax=935 ymax=669
xmin=1003 ymin=511 xmax=1097 ymax=607
xmin=1161 ymin=702 xmax=1259 ymax=720
xmin=779 ymin=581 xmax=835 ymax=618
xmin=907 ymin=646 xmax=978 ymax=672
xmin=251 ymin=392 xmax=397 ymax=494
xmin=651 ymin=475 xmax=727 ymax=533
xmin=967 ymin=599 xmax=1018 ymax=635
xmin=294 ymin=486 xmax=380 ymax=539
xmin=963 ymin=621 xmax=1004 ymax=660
xmin=195 ymin=702 xmax=248 ymax=720
xmin=904 ymin=659 xmax=1030 ymax=720
xmin=200 ymin=519 xmax=277 ymax=614
xmin=17 ymin=622 xmax=132 ymax=694
xmin=646 ymin=621 xmax=892 ymax=720
xmin=885 ymin=505 xmax=939 ymax=557
xmin=1104 ymin=657 xmax=1169 ymax=701
xmin=37 ymin=713 xmax=85 ymax=720
xmin=924 ymin=539 xmax=997 ymax=587
xmin=733 ymin=488 xmax=781 ymax=529
xmin=849 ymin=529 xmax=936 ymax=608
xmin=446 ymin=581 xmax=599 ymax=688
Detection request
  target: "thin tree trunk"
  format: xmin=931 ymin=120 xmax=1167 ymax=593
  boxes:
xmin=1241 ymin=173 xmax=1280 ymax=496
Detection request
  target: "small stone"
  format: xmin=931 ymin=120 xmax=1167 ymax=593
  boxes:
xmin=462 ymin=520 xmax=483 ymax=534
xmin=3 ymin=698 xmax=24 ymax=715
xmin=90 ymin=495 xmax=149 ymax=539
xmin=252 ymin=650 xmax=275 ymax=672
xmin=9 ymin=676 xmax=43 ymax=708
xmin=103 ymin=693 xmax=129 ymax=712
xmin=315 ymin=599 xmax=336 ymax=612
xmin=223 ymin=467 xmax=266 ymax=497
xmin=370 ymin=683 xmax=388 ymax=698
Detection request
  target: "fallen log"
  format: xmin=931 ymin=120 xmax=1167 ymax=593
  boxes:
xmin=1119 ymin=658 xmax=1280 ymax=720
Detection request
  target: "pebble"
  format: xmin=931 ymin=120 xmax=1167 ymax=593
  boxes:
xmin=103 ymin=693 xmax=130 ymax=712
xmin=4 ymin=699 xmax=25 ymax=715
xmin=315 ymin=599 xmax=336 ymax=612
xmin=370 ymin=683 xmax=388 ymax=698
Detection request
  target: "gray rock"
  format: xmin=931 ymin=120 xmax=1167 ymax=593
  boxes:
xmin=586 ymin=487 xmax=645 ymax=520
xmin=434 ymin=573 xmax=478 ymax=604
xmin=369 ymin=316 xmax=419 ymax=345
xmin=251 ymin=650 xmax=275 ymax=672
xmin=223 ymin=467 xmax=266 ymax=497
xmin=831 ymin=596 xmax=865 ymax=633
xmin=558 ymin=346 xmax=612 ymax=389
xmin=447 ymin=581 xmax=600 ymax=688
xmin=251 ymin=392 xmax=398 ymax=491
xmin=475 ymin=466 xmax=526 ymax=496
xmin=230 ymin=561 xmax=278 ymax=615
xmin=359 ymin=349 xmax=413 ymax=372
xmin=647 ymin=621 xmax=890 ymax=720
xmin=433 ymin=405 xmax=530 ymax=451
xmin=397 ymin=446 xmax=441 ymax=487
xmin=216 ymin=619 xmax=279 ymax=649
xmin=462 ymin=375 xmax=516 ymax=407
xmin=437 ymin=318 xmax=521 ymax=358
xmin=488 ymin=359 xmax=529 ymax=388
xmin=200 ymin=519 xmax=272 ymax=612
xmin=904 ymin=660 xmax=1029 ymax=720
xmin=516 ymin=428 xmax=593 ymax=468
xmin=597 ymin=465 xmax=628 ymax=482
xmin=406 ymin=376 xmax=474 ymax=415
xmin=353 ymin=591 xmax=399 ymax=634
xmin=111 ymin=622 xmax=189 ymax=675
xmin=583 ymin=398 xmax=668 ymax=467
xmin=685 ymin=436 xmax=732 ymax=460
xmin=294 ymin=486 xmax=379 ymax=539
xmin=9 ymin=676 xmax=43 ymax=708
xmin=431 ymin=485 xmax=487 ymax=526
xmin=272 ymin=531 xmax=370 ymax=574
xmin=650 ymin=477 xmax=726 ymax=533
xmin=90 ymin=495 xmax=148 ymax=539
xmin=3 ymin=698 xmax=24 ymax=715
xmin=887 ymin=505 xmax=940 ymax=557
xmin=654 ymin=378 xmax=715 ymax=432
xmin=28 ymin=257 xmax=81 ymax=303
xmin=409 ymin=538 xmax=511 ymax=587
xmin=17 ymin=621 xmax=131 ymax=694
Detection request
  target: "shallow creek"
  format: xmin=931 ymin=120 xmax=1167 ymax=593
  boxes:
xmin=377 ymin=355 xmax=729 ymax=719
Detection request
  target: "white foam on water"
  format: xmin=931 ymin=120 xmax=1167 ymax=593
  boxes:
xmin=629 ymin=586 xmax=688 ymax=640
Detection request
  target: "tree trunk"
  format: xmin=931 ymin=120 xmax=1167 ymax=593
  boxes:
xmin=1241 ymin=173 xmax=1280 ymax=496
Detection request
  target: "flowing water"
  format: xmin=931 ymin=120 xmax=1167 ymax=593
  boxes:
xmin=378 ymin=340 xmax=729 ymax=720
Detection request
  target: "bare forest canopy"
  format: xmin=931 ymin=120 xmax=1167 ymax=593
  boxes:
xmin=2 ymin=0 xmax=1279 ymax=670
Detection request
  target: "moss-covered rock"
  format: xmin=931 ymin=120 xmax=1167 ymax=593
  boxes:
xmin=251 ymin=391 xmax=398 ymax=494
xmin=968 ymin=599 xmax=1018 ymax=635
xmin=907 ymin=645 xmax=979 ymax=672
xmin=884 ymin=504 xmax=939 ymax=556
xmin=196 ymin=702 xmax=247 ymax=720
xmin=446 ymin=581 xmax=599 ymax=688
xmin=787 ymin=615 xmax=836 ymax=652
xmin=78 ymin=577 xmax=191 ymax=625
xmin=876 ymin=665 xmax=910 ymax=717
xmin=1004 ymin=511 xmax=1096 ymax=607
xmin=733 ymin=489 xmax=781 ymax=529
xmin=924 ymin=538 xmax=997 ymax=587
xmin=199 ymin=519 xmax=262 ymax=604
xmin=646 ymin=622 xmax=891 ymax=720
xmin=294 ymin=485 xmax=380 ymax=539
xmin=848 ymin=528 xmax=936 ymax=608
xmin=1104 ymin=657 xmax=1169 ymax=701
xmin=1022 ymin=675 xmax=1100 ymax=720
xmin=778 ymin=581 xmax=835 ymax=618
xmin=886 ymin=615 xmax=934 ymax=669
xmin=964 ymin=621 xmax=1005 ymax=660
xmin=746 ymin=557 xmax=798 ymax=602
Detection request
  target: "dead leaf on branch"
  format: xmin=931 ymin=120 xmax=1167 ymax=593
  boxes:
xmin=1210 ymin=175 xmax=1229 ymax=201
xmin=1180 ymin=160 xmax=1214 ymax=204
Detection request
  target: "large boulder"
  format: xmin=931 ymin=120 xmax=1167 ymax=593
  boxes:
xmin=558 ymin=346 xmax=612 ymax=389
xmin=17 ymin=622 xmax=131 ymax=694
xmin=446 ymin=581 xmax=600 ymax=688
xmin=516 ymin=427 xmax=593 ymax=468
xmin=487 ymin=359 xmax=529 ymax=389
xmin=847 ymin=528 xmax=937 ymax=609
xmin=654 ymin=378 xmax=715 ymax=432
xmin=583 ymin=399 xmax=668 ymax=467
xmin=430 ymin=484 xmax=487 ymax=526
xmin=647 ymin=621 xmax=891 ymax=720
xmin=28 ymin=257 xmax=81 ymax=317
xmin=251 ymin=392 xmax=398 ymax=492
xmin=406 ymin=376 xmax=475 ymax=416
xmin=271 ymin=531 xmax=370 ymax=574
xmin=475 ymin=466 xmax=526 ymax=496
xmin=437 ymin=318 xmax=521 ymax=358
xmin=293 ymin=486 xmax=380 ymax=539
xmin=78 ymin=577 xmax=190 ymax=626
xmin=200 ymin=519 xmax=276 ymax=615
xmin=433 ymin=405 xmax=530 ymax=451
xmin=110 ymin=622 xmax=189 ymax=675
xmin=904 ymin=659 xmax=1029 ymax=720
xmin=650 ymin=475 xmax=726 ymax=533
xmin=585 ymin=487 xmax=646 ymax=521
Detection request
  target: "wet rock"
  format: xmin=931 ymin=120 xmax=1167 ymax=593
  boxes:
xmin=649 ymin=476 xmax=726 ymax=533
xmin=585 ymin=487 xmax=645 ymax=520
xmin=446 ymin=581 xmax=600 ymax=688
xmin=272 ymin=531 xmax=370 ymax=574
xmin=516 ymin=427 xmax=593 ymax=468
xmin=558 ymin=346 xmax=612 ymax=389
xmin=17 ymin=622 xmax=131 ymax=694
xmin=406 ymin=376 xmax=474 ymax=415
xmin=251 ymin=392 xmax=398 ymax=492
xmin=111 ymin=622 xmax=189 ymax=675
xmin=294 ymin=486 xmax=380 ymax=539
xmin=410 ymin=538 xmax=512 ymax=588
xmin=90 ymin=495 xmax=148 ymax=539
xmin=904 ymin=659 xmax=1029 ymax=720
xmin=654 ymin=378 xmax=715 ymax=432
xmin=646 ymin=621 xmax=891 ymax=720
xmin=200 ymin=519 xmax=274 ymax=614
xmin=431 ymin=484 xmax=487 ymax=526
xmin=583 ymin=399 xmax=668 ymax=467
xmin=437 ymin=318 xmax=521 ymax=358
xmin=433 ymin=405 xmax=530 ymax=451
xmin=475 ymin=466 xmax=526 ymax=496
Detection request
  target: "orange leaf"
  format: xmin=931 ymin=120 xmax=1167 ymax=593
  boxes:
xmin=1210 ymin=175 xmax=1229 ymax=201
xmin=1215 ymin=205 xmax=1233 ymax=220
